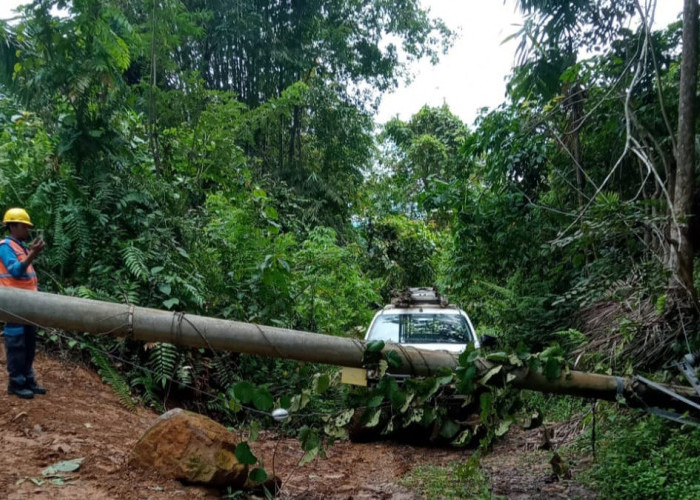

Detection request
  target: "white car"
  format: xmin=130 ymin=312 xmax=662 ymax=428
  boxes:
xmin=364 ymin=287 xmax=479 ymax=354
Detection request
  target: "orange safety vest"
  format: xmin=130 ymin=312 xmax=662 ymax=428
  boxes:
xmin=0 ymin=238 xmax=38 ymax=291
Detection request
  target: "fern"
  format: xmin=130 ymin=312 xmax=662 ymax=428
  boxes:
xmin=51 ymin=212 xmax=72 ymax=269
xmin=71 ymin=285 xmax=119 ymax=303
xmin=182 ymin=278 xmax=206 ymax=308
xmin=121 ymin=244 xmax=149 ymax=282
xmin=121 ymin=191 xmax=151 ymax=206
xmin=176 ymin=364 xmax=193 ymax=388
xmin=116 ymin=279 xmax=141 ymax=305
xmin=130 ymin=371 xmax=165 ymax=413
xmin=205 ymin=395 xmax=235 ymax=417
xmin=211 ymin=353 xmax=238 ymax=388
xmin=148 ymin=342 xmax=179 ymax=389
xmin=62 ymin=203 xmax=91 ymax=258
xmin=93 ymin=175 xmax=121 ymax=210
xmin=89 ymin=348 xmax=136 ymax=412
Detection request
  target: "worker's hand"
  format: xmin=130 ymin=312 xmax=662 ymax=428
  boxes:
xmin=30 ymin=238 xmax=46 ymax=255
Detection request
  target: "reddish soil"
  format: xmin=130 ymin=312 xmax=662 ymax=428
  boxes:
xmin=482 ymin=426 xmax=596 ymax=500
xmin=0 ymin=351 xmax=597 ymax=499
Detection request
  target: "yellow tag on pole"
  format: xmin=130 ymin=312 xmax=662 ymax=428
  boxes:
xmin=341 ymin=367 xmax=368 ymax=386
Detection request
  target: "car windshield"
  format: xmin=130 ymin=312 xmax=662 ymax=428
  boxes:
xmin=367 ymin=313 xmax=472 ymax=344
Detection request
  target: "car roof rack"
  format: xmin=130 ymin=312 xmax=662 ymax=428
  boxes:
xmin=390 ymin=287 xmax=449 ymax=308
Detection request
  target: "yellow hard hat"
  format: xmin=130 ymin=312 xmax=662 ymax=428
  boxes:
xmin=3 ymin=208 xmax=34 ymax=227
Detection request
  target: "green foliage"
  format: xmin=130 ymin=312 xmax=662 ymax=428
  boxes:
xmin=463 ymin=104 xmax=550 ymax=196
xmin=400 ymin=457 xmax=491 ymax=500
xmin=165 ymin=0 xmax=452 ymax=106
xmin=89 ymin=347 xmax=136 ymax=411
xmin=1 ymin=3 xmax=698 ymax=492
xmin=230 ymin=381 xmax=274 ymax=412
xmin=10 ymin=0 xmax=136 ymax=176
xmin=291 ymin=226 xmax=381 ymax=335
xmin=379 ymin=105 xmax=468 ymax=220
xmin=520 ymin=392 xmax=587 ymax=423
xmin=346 ymin=341 xmax=574 ymax=448
xmin=510 ymin=0 xmax=638 ymax=103
xmin=298 ymin=426 xmax=326 ymax=466
xmin=147 ymin=342 xmax=179 ymax=389
xmin=231 ymin=440 xmax=274 ymax=489
xmin=0 ymin=102 xmax=55 ymax=200
xmin=365 ymin=215 xmax=439 ymax=297
xmin=589 ymin=413 xmax=700 ymax=499
xmin=233 ymin=442 xmax=257 ymax=466
xmin=198 ymin=189 xmax=298 ymax=323
xmin=210 ymin=353 xmax=237 ymax=389
xmin=248 ymin=467 xmax=267 ymax=483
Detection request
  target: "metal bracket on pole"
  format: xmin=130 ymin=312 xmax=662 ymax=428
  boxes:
xmin=677 ymin=353 xmax=700 ymax=398
xmin=635 ymin=375 xmax=700 ymax=413
xmin=127 ymin=305 xmax=135 ymax=339
xmin=635 ymin=374 xmax=700 ymax=426
xmin=646 ymin=407 xmax=700 ymax=427
xmin=615 ymin=376 xmax=624 ymax=399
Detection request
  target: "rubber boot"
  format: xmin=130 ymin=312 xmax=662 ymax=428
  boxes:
xmin=26 ymin=377 xmax=46 ymax=395
xmin=24 ymin=327 xmax=45 ymax=395
xmin=8 ymin=383 xmax=34 ymax=399
xmin=4 ymin=333 xmax=34 ymax=399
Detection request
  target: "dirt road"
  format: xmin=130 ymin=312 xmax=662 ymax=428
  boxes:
xmin=0 ymin=352 xmax=596 ymax=499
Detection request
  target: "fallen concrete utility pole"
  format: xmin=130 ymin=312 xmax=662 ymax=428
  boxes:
xmin=0 ymin=288 xmax=698 ymax=416
xmin=0 ymin=288 xmax=457 ymax=375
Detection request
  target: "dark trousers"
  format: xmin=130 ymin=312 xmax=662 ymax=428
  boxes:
xmin=3 ymin=324 xmax=38 ymax=389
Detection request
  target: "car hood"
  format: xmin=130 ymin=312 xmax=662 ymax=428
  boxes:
xmin=401 ymin=343 xmax=466 ymax=354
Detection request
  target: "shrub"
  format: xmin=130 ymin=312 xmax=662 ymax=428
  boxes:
xmin=589 ymin=413 xmax=700 ymax=499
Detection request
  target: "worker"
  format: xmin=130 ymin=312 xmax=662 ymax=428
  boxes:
xmin=0 ymin=208 xmax=46 ymax=399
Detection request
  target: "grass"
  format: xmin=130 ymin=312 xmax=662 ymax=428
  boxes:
xmin=583 ymin=409 xmax=700 ymax=499
xmin=520 ymin=392 xmax=589 ymax=422
xmin=399 ymin=457 xmax=495 ymax=499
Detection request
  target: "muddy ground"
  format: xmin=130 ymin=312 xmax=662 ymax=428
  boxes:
xmin=0 ymin=352 xmax=598 ymax=499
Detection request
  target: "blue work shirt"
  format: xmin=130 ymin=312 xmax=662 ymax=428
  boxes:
xmin=0 ymin=236 xmax=31 ymax=278
xmin=0 ymin=237 xmax=35 ymax=335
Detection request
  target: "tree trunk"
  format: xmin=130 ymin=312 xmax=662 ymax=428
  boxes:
xmin=670 ymin=0 xmax=699 ymax=299
xmin=570 ymin=83 xmax=585 ymax=207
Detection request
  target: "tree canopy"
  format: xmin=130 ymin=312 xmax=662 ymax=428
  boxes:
xmin=0 ymin=1 xmax=699 ymax=496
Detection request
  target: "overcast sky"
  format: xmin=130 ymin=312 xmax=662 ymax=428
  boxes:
xmin=376 ymin=0 xmax=684 ymax=126
xmin=0 ymin=0 xmax=685 ymax=126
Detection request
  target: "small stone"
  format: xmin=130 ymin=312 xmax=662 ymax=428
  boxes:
xmin=12 ymin=411 xmax=28 ymax=422
xmin=52 ymin=443 xmax=72 ymax=454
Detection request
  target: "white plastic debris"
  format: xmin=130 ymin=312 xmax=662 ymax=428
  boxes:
xmin=271 ymin=408 xmax=289 ymax=421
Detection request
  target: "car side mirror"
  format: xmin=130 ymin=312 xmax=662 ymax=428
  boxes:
xmin=480 ymin=334 xmax=498 ymax=348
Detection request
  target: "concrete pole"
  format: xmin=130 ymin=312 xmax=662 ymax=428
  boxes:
xmin=0 ymin=288 xmax=457 ymax=376
xmin=0 ymin=288 xmax=698 ymax=413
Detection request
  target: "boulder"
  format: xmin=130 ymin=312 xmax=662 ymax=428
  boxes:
xmin=129 ymin=408 xmax=248 ymax=488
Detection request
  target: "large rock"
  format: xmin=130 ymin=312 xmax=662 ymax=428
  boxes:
xmin=129 ymin=408 xmax=248 ymax=487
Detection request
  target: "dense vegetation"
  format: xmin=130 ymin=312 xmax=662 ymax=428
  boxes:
xmin=1 ymin=0 xmax=699 ymax=497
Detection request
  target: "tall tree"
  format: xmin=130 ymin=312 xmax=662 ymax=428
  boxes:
xmin=511 ymin=0 xmax=637 ymax=205
xmin=7 ymin=0 xmax=135 ymax=177
xmin=670 ymin=0 xmax=698 ymax=298
xmin=379 ymin=105 xmax=467 ymax=221
xmin=112 ymin=0 xmax=452 ymax=230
